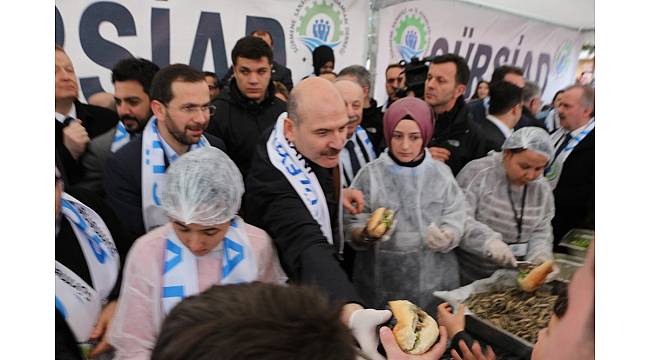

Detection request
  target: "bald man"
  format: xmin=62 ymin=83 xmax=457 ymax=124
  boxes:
xmin=244 ymin=77 xmax=395 ymax=360
xmin=334 ymin=79 xmax=376 ymax=187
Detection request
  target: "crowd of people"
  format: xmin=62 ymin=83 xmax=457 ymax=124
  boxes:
xmin=55 ymin=26 xmax=595 ymax=359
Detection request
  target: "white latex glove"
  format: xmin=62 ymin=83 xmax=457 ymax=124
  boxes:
xmin=425 ymin=223 xmax=455 ymax=252
xmin=485 ymin=239 xmax=517 ymax=267
xmin=348 ymin=308 xmax=392 ymax=360
xmin=380 ymin=219 xmax=398 ymax=242
xmin=545 ymin=263 xmax=561 ymax=283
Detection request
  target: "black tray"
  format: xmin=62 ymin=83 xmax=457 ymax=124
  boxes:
xmin=426 ymin=281 xmax=567 ymax=360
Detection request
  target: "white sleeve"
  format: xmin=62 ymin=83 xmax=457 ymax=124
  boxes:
xmin=526 ymin=185 xmax=555 ymax=263
xmin=108 ymin=235 xmax=162 ymax=360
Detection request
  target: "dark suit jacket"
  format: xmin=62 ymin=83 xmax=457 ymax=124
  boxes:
xmin=477 ymin=117 xmax=507 ymax=154
xmin=515 ymin=107 xmax=547 ymax=131
xmin=552 ymin=129 xmax=595 ymax=250
xmin=56 ymin=101 xmax=119 ymax=186
xmin=103 ymin=134 xmax=226 ymax=246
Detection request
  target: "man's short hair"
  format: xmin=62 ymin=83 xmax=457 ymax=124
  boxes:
xmin=231 ymin=36 xmax=273 ymax=66
xmin=287 ymin=90 xmax=302 ymax=125
xmin=338 ymin=65 xmax=371 ymax=89
xmin=522 ymin=81 xmax=541 ymax=103
xmin=149 ymin=64 xmax=205 ymax=104
xmin=203 ymin=71 xmax=221 ymax=88
xmin=385 ymin=63 xmax=405 ymax=76
xmin=250 ymin=29 xmax=273 ymax=45
xmin=564 ymin=84 xmax=595 ymax=113
xmin=151 ymin=283 xmax=357 ymax=360
xmin=111 ymin=58 xmax=160 ymax=96
xmin=431 ymin=54 xmax=470 ymax=86
xmin=491 ymin=65 xmax=524 ymax=83
xmin=488 ymin=81 xmax=523 ymax=116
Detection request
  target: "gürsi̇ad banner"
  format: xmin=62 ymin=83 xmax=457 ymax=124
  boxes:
xmin=373 ymin=0 xmax=584 ymax=106
xmin=55 ymin=0 xmax=368 ymax=100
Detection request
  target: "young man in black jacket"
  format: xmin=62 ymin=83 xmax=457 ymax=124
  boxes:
xmin=424 ymin=54 xmax=486 ymax=175
xmin=206 ymin=36 xmax=286 ymax=179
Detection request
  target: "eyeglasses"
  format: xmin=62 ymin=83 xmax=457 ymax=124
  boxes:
xmin=165 ymin=104 xmax=217 ymax=116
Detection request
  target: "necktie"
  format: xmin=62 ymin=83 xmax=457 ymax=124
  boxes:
xmin=553 ymin=133 xmax=572 ymax=160
xmin=344 ymin=140 xmax=361 ymax=175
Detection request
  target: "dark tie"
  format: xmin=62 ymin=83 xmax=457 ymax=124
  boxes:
xmin=553 ymin=133 xmax=572 ymax=160
xmin=62 ymin=116 xmax=75 ymax=127
xmin=344 ymin=140 xmax=361 ymax=175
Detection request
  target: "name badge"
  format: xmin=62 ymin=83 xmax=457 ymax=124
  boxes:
xmin=509 ymin=243 xmax=528 ymax=257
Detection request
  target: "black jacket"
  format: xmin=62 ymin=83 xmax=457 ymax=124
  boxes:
xmin=223 ymin=61 xmax=294 ymax=91
xmin=361 ymin=98 xmax=385 ymax=153
xmin=552 ymin=130 xmax=595 ymax=250
xmin=103 ymin=134 xmax=226 ymax=246
xmin=429 ymin=97 xmax=487 ymax=175
xmin=515 ymin=107 xmax=547 ymax=130
xmin=56 ymin=100 xmax=119 ymax=186
xmin=244 ymin=129 xmax=362 ymax=305
xmin=206 ymin=78 xmax=286 ymax=179
xmin=476 ymin=116 xmax=507 ymax=154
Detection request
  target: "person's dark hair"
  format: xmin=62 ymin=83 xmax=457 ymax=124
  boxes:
xmin=431 ymin=54 xmax=470 ymax=86
xmin=471 ymin=79 xmax=489 ymax=100
xmin=111 ymin=58 xmax=160 ymax=96
xmin=250 ymin=29 xmax=273 ymax=46
xmin=151 ymin=283 xmax=357 ymax=360
xmin=488 ymin=81 xmax=523 ymax=116
xmin=231 ymin=36 xmax=273 ymax=66
xmin=338 ymin=65 xmax=371 ymax=89
xmin=274 ymin=81 xmax=289 ymax=99
xmin=202 ymin=71 xmax=221 ymax=89
xmin=385 ymin=63 xmax=405 ymax=76
xmin=312 ymin=45 xmax=335 ymax=75
xmin=490 ymin=65 xmax=524 ymax=83
xmin=149 ymin=64 xmax=205 ymax=104
xmin=552 ymin=90 xmax=564 ymax=104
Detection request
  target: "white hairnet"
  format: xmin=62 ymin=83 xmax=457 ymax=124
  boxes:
xmin=501 ymin=127 xmax=554 ymax=160
xmin=160 ymin=147 xmax=244 ymax=225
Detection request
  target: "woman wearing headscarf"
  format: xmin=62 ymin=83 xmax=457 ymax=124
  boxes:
xmin=109 ymin=147 xmax=287 ymax=360
xmin=343 ymin=97 xmax=467 ymax=309
xmin=456 ymin=127 xmax=556 ymax=285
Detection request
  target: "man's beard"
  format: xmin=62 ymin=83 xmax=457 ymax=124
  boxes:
xmin=120 ymin=115 xmax=148 ymax=134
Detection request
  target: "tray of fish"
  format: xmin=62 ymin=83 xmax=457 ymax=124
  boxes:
xmin=431 ymin=270 xmax=567 ymax=359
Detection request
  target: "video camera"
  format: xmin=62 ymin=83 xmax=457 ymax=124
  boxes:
xmin=395 ymin=55 xmax=435 ymax=99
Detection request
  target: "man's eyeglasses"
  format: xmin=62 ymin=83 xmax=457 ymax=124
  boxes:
xmin=166 ymin=104 xmax=217 ymax=116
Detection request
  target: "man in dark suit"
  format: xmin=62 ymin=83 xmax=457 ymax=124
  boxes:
xmin=78 ymin=58 xmax=160 ymax=195
xmin=467 ymin=65 xmax=526 ymax=126
xmin=55 ymin=45 xmax=118 ymax=185
xmin=546 ymin=85 xmax=595 ymax=250
xmin=104 ymin=64 xmax=226 ymax=245
xmin=515 ymin=81 xmax=547 ymax=130
xmin=477 ymin=81 xmax=524 ymax=153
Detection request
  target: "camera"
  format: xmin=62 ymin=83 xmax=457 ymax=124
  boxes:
xmin=395 ymin=55 xmax=435 ymax=99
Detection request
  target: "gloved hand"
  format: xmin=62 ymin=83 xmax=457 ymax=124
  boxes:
xmin=425 ymin=223 xmax=455 ymax=252
xmin=545 ymin=263 xmax=561 ymax=283
xmin=485 ymin=239 xmax=517 ymax=267
xmin=348 ymin=308 xmax=393 ymax=360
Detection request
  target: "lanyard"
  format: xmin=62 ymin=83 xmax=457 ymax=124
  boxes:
xmin=507 ymin=183 xmax=528 ymax=243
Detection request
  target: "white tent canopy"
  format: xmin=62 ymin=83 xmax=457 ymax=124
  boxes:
xmin=372 ymin=0 xmax=594 ymax=31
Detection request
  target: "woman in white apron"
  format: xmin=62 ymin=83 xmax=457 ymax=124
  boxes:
xmin=344 ymin=97 xmax=467 ymax=309
xmin=55 ymin=167 xmax=125 ymax=359
xmin=108 ymin=147 xmax=286 ymax=360
xmin=456 ymin=127 xmax=557 ymax=285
